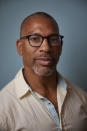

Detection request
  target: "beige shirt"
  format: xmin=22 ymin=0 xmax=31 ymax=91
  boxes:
xmin=0 ymin=68 xmax=67 ymax=131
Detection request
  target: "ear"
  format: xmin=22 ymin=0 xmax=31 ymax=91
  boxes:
xmin=16 ymin=39 xmax=23 ymax=56
xmin=59 ymin=40 xmax=63 ymax=56
xmin=60 ymin=39 xmax=63 ymax=47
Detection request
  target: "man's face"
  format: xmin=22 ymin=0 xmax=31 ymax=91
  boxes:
xmin=18 ymin=16 xmax=62 ymax=76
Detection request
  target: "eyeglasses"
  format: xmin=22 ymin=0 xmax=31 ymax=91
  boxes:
xmin=20 ymin=33 xmax=64 ymax=47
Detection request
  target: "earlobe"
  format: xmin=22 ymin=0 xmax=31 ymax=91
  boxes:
xmin=16 ymin=40 xmax=23 ymax=56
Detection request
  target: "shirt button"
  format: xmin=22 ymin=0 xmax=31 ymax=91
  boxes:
xmin=48 ymin=102 xmax=51 ymax=105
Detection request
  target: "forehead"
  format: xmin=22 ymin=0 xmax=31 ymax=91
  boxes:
xmin=21 ymin=16 xmax=59 ymax=36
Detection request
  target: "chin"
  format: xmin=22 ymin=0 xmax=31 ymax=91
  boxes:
xmin=33 ymin=66 xmax=55 ymax=77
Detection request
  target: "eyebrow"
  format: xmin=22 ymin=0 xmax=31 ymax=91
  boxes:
xmin=25 ymin=33 xmax=59 ymax=37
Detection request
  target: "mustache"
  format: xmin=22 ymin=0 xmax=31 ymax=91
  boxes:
xmin=33 ymin=53 xmax=55 ymax=61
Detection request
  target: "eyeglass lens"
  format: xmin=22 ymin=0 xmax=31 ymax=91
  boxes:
xmin=29 ymin=35 xmax=62 ymax=47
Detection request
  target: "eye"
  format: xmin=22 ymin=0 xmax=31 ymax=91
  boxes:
xmin=49 ymin=36 xmax=58 ymax=42
xmin=30 ymin=36 xmax=41 ymax=42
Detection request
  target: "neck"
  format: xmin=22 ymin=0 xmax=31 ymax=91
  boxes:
xmin=23 ymin=67 xmax=58 ymax=97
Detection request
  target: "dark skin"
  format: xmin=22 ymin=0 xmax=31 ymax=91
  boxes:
xmin=16 ymin=16 xmax=63 ymax=115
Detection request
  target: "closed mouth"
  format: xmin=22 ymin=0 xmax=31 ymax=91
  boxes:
xmin=35 ymin=57 xmax=53 ymax=66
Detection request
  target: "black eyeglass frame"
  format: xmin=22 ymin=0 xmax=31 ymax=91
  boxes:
xmin=20 ymin=33 xmax=64 ymax=47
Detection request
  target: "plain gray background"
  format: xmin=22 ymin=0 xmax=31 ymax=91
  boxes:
xmin=0 ymin=0 xmax=87 ymax=92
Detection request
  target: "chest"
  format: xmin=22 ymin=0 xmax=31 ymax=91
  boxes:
xmin=46 ymin=93 xmax=59 ymax=116
xmin=10 ymin=95 xmax=59 ymax=131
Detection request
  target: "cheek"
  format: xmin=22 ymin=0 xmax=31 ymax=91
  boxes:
xmin=22 ymin=44 xmax=37 ymax=66
xmin=53 ymin=46 xmax=62 ymax=59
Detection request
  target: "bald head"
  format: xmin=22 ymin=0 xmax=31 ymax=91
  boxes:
xmin=20 ymin=12 xmax=59 ymax=37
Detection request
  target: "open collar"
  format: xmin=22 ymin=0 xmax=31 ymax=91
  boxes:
xmin=14 ymin=68 xmax=31 ymax=98
xmin=14 ymin=68 xmax=69 ymax=101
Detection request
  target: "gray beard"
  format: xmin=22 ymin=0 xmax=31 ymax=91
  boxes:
xmin=32 ymin=65 xmax=56 ymax=77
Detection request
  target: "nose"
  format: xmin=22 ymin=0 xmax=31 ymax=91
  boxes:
xmin=39 ymin=38 xmax=51 ymax=53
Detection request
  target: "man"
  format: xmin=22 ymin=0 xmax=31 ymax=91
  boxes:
xmin=0 ymin=12 xmax=87 ymax=131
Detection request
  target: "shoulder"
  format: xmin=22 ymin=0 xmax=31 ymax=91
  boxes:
xmin=0 ymin=79 xmax=16 ymax=130
xmin=64 ymin=77 xmax=87 ymax=106
xmin=0 ymin=79 xmax=17 ymax=111
xmin=58 ymin=72 xmax=87 ymax=105
xmin=0 ymin=68 xmax=23 ymax=102
xmin=0 ymin=79 xmax=16 ymax=101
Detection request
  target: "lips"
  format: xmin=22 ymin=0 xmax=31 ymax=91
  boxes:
xmin=35 ymin=57 xmax=53 ymax=66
